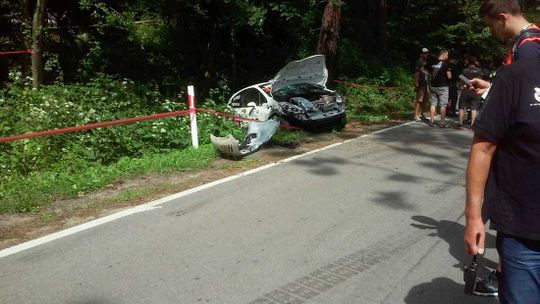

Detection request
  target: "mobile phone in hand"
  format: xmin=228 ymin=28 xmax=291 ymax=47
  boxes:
xmin=459 ymin=74 xmax=472 ymax=86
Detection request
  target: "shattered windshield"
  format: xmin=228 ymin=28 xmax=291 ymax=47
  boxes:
xmin=272 ymin=83 xmax=328 ymax=101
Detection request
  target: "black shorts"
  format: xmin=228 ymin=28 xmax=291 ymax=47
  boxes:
xmin=459 ymin=90 xmax=481 ymax=111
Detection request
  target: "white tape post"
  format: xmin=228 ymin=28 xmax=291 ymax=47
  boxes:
xmin=188 ymin=85 xmax=199 ymax=148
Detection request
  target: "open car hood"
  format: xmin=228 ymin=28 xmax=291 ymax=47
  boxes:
xmin=271 ymin=55 xmax=328 ymax=92
xmin=210 ymin=117 xmax=280 ymax=157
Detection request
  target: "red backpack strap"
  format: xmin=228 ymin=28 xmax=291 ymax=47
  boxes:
xmin=504 ymin=50 xmax=513 ymax=65
xmin=506 ymin=24 xmax=540 ymax=65
xmin=518 ymin=36 xmax=540 ymax=48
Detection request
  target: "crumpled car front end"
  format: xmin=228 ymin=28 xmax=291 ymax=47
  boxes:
xmin=273 ymin=84 xmax=346 ymax=130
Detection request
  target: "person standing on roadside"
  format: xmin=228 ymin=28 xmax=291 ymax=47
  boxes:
xmin=414 ymin=48 xmax=430 ymax=121
xmin=428 ymin=50 xmax=452 ymax=127
xmin=457 ymin=57 xmax=483 ymax=128
xmin=465 ymin=55 xmax=540 ymax=304
xmin=465 ymin=0 xmax=540 ymax=304
xmin=447 ymin=58 xmax=459 ymax=117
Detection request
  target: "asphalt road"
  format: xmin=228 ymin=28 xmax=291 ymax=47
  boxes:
xmin=0 ymin=121 xmax=499 ymax=304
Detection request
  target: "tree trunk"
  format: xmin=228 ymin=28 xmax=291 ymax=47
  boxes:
xmin=31 ymin=0 xmax=48 ymax=88
xmin=376 ymin=0 xmax=388 ymax=53
xmin=197 ymin=23 xmax=218 ymax=98
xmin=317 ymin=0 xmax=342 ymax=85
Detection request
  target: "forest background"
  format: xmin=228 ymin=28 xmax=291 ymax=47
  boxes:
xmin=0 ymin=0 xmax=539 ymax=213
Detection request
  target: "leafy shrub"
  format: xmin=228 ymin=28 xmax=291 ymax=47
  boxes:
xmin=0 ymin=74 xmax=241 ymax=178
xmin=0 ymin=73 xmax=248 ymax=212
xmin=338 ymin=67 xmax=415 ymax=120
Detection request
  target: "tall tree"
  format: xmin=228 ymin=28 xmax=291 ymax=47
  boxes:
xmin=31 ymin=0 xmax=47 ymax=88
xmin=376 ymin=0 xmax=388 ymax=53
xmin=317 ymin=0 xmax=342 ymax=84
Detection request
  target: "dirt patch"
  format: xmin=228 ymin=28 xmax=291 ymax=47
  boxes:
xmin=0 ymin=121 xmax=402 ymax=250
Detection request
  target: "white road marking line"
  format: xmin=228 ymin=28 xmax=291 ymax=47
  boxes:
xmin=0 ymin=121 xmax=414 ymax=258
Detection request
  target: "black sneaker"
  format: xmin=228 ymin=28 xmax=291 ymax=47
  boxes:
xmin=473 ymin=271 xmax=499 ymax=297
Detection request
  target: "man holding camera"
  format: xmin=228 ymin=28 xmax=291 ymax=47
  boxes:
xmin=465 ymin=0 xmax=540 ymax=302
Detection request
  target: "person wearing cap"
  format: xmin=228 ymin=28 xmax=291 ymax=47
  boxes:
xmin=413 ymin=48 xmax=429 ymax=121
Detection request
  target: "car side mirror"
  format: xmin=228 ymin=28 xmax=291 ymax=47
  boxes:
xmin=247 ymin=102 xmax=257 ymax=108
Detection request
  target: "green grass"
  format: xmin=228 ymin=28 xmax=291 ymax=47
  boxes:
xmin=0 ymin=145 xmax=217 ymax=213
xmin=348 ymin=114 xmax=390 ymax=122
xmin=40 ymin=211 xmax=57 ymax=223
xmin=107 ymin=188 xmax=156 ymax=204
xmin=270 ymin=129 xmax=308 ymax=146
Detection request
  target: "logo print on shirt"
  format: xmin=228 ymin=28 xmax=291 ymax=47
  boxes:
xmin=536 ymin=87 xmax=540 ymax=103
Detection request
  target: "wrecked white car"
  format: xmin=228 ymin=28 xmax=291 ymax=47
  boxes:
xmin=210 ymin=55 xmax=346 ymax=157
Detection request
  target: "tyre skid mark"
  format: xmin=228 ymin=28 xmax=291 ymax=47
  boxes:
xmin=246 ymin=231 xmax=423 ymax=303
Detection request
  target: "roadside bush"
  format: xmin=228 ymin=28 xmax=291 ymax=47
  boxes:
xmin=339 ymin=67 xmax=415 ymax=121
xmin=0 ymin=74 xmax=241 ymax=178
xmin=0 ymin=74 xmax=247 ymax=212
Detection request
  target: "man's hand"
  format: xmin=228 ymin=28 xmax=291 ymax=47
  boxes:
xmin=470 ymin=78 xmax=491 ymax=96
xmin=464 ymin=135 xmax=497 ymax=256
xmin=464 ymin=218 xmax=485 ymax=255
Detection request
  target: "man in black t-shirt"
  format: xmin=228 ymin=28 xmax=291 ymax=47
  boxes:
xmin=458 ymin=58 xmax=483 ymax=127
xmin=465 ymin=0 xmax=540 ymax=299
xmin=465 ymin=57 xmax=540 ymax=303
xmin=428 ymin=50 xmax=452 ymax=127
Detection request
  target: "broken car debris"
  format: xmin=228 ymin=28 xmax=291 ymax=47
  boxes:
xmin=210 ymin=55 xmax=346 ymax=157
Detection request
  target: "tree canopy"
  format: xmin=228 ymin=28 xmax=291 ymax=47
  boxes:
xmin=1 ymin=0 xmax=539 ymax=95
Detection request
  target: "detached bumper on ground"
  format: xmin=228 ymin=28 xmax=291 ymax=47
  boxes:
xmin=210 ymin=118 xmax=280 ymax=157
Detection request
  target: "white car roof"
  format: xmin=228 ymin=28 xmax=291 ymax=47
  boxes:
xmin=228 ymin=82 xmax=271 ymax=103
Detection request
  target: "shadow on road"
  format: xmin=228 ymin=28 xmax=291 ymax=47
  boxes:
xmin=410 ymin=215 xmax=497 ymax=270
xmin=405 ymin=215 xmax=499 ymax=304
xmin=287 ymin=123 xmax=470 ymax=213
xmin=373 ymin=191 xmax=416 ymax=210
xmin=292 ymin=155 xmax=350 ymax=176
xmin=404 ymin=277 xmax=499 ymax=304
xmin=366 ymin=123 xmax=470 ymax=211
xmin=288 ymin=121 xmax=471 ymax=179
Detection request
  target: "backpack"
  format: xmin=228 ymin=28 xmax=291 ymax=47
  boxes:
xmin=428 ymin=61 xmax=445 ymax=85
xmin=504 ymin=25 xmax=540 ymax=65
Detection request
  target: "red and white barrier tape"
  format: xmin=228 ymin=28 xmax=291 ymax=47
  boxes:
xmin=0 ymin=49 xmax=36 ymax=56
xmin=0 ymin=108 xmax=301 ymax=144
xmin=0 ymin=110 xmax=190 ymax=143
